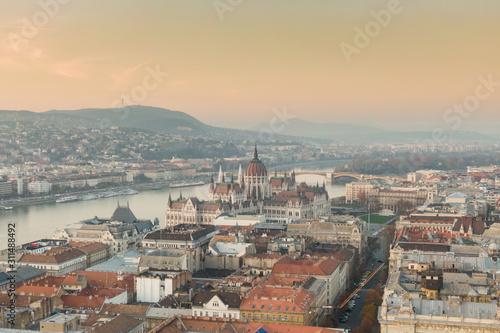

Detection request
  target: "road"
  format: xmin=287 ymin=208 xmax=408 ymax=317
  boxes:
xmin=337 ymin=235 xmax=387 ymax=331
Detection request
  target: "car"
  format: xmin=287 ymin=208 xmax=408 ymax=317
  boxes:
xmin=378 ymin=260 xmax=384 ymax=263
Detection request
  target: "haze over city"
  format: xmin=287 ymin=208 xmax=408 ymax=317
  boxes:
xmin=3 ymin=2 xmax=500 ymax=333
xmin=1 ymin=0 xmax=499 ymax=133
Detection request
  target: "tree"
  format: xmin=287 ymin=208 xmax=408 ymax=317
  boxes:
xmin=358 ymin=190 xmax=368 ymax=205
xmin=395 ymin=199 xmax=413 ymax=213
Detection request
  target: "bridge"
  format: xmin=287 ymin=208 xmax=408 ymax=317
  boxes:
xmin=276 ymin=171 xmax=406 ymax=184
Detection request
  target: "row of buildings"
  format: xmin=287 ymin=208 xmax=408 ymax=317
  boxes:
xmin=165 ymin=146 xmax=330 ymax=227
xmin=378 ymin=211 xmax=500 ymax=332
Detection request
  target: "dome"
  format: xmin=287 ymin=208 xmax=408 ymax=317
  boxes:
xmin=245 ymin=145 xmax=267 ymax=177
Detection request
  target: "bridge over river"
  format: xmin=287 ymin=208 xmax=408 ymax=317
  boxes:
xmin=276 ymin=171 xmax=407 ymax=184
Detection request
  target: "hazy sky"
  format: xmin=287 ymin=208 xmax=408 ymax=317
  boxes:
xmin=1 ymin=1 xmax=499 ymax=132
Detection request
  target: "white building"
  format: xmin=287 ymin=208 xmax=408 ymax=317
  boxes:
xmin=192 ymin=291 xmax=242 ymax=319
xmin=135 ymin=269 xmax=191 ymax=303
xmin=213 ymin=213 xmax=265 ymax=226
xmin=28 ymin=180 xmax=52 ymax=194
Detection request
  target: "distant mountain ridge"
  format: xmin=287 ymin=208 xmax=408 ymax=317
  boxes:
xmin=251 ymin=118 xmax=495 ymax=143
xmin=0 ymin=106 xmax=495 ymax=143
xmin=47 ymin=106 xmax=214 ymax=135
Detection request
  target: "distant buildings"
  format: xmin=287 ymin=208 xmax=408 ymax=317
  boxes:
xmin=287 ymin=215 xmax=367 ymax=255
xmin=166 ymin=146 xmax=329 ymax=227
xmin=53 ymin=203 xmax=157 ymax=256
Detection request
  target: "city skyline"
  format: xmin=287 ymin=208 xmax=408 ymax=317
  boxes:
xmin=1 ymin=1 xmax=499 ymax=133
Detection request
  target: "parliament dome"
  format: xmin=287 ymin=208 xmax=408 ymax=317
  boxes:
xmin=245 ymin=145 xmax=267 ymax=177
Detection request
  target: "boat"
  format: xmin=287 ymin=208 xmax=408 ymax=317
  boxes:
xmin=0 ymin=206 xmax=13 ymax=210
xmin=81 ymin=194 xmax=98 ymax=201
xmin=169 ymin=181 xmax=204 ymax=188
xmin=101 ymin=192 xmax=119 ymax=198
xmin=119 ymin=188 xmax=139 ymax=195
xmin=56 ymin=196 xmax=79 ymax=203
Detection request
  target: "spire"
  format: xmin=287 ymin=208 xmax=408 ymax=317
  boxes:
xmin=210 ymin=175 xmax=214 ymax=192
xmin=218 ymin=163 xmax=223 ymax=183
xmin=179 ymin=190 xmax=182 ymax=200
xmin=254 ymin=143 xmax=258 ymax=159
xmin=238 ymin=163 xmax=243 ymax=183
xmin=274 ymin=170 xmax=277 ymax=177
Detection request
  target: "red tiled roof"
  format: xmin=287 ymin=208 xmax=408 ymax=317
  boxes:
xmin=73 ymin=271 xmax=134 ymax=290
xmin=69 ymin=241 xmax=109 ymax=254
xmin=16 ymin=285 xmax=62 ymax=297
xmin=61 ymin=294 xmax=106 ymax=311
xmin=100 ymin=303 xmax=149 ymax=316
xmin=246 ymin=323 xmax=346 ymax=333
xmin=78 ymin=287 xmax=124 ymax=298
xmin=272 ymin=256 xmax=339 ymax=275
xmin=241 ymin=285 xmax=316 ymax=313
xmin=19 ymin=248 xmax=85 ymax=264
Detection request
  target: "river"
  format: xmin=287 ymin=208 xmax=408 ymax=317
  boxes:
xmin=0 ymin=174 xmax=345 ymax=246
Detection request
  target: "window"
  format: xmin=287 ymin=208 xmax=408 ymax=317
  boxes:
xmin=261 ymin=314 xmax=264 ymax=320
xmin=261 ymin=304 xmax=264 ymax=309
xmin=279 ymin=315 xmax=282 ymax=321
xmin=254 ymin=314 xmax=258 ymax=319
xmin=242 ymin=314 xmax=245 ymax=319
xmin=269 ymin=305 xmax=273 ymax=309
xmin=273 ymin=315 xmax=276 ymax=320
xmin=267 ymin=315 xmax=270 ymax=320
xmin=277 ymin=305 xmax=281 ymax=310
xmin=285 ymin=316 xmax=288 ymax=321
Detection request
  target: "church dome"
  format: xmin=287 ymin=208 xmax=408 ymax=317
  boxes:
xmin=245 ymin=145 xmax=267 ymax=177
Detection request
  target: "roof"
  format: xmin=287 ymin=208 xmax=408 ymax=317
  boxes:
xmin=19 ymin=248 xmax=85 ymax=264
xmin=61 ymin=294 xmax=106 ymax=311
xmin=69 ymin=241 xmax=109 ymax=253
xmin=272 ymin=256 xmax=339 ymax=276
xmin=396 ymin=242 xmax=451 ymax=252
xmin=241 ymin=285 xmax=316 ymax=313
xmin=245 ymin=146 xmax=267 ymax=177
xmin=153 ymin=316 xmax=248 ymax=333
xmin=192 ymin=291 xmax=242 ymax=309
xmin=94 ymin=314 xmax=144 ymax=333
xmin=144 ymin=225 xmax=216 ymax=242
xmin=246 ymin=323 xmax=346 ymax=333
xmin=0 ymin=266 xmax=46 ymax=283
xmin=100 ymin=303 xmax=149 ymax=316
xmin=110 ymin=203 xmax=137 ymax=223
xmin=16 ymin=285 xmax=62 ymax=297
xmin=72 ymin=270 xmax=135 ymax=290
xmin=0 ymin=294 xmax=46 ymax=308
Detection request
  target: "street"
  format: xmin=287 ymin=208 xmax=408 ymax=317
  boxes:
xmin=337 ymin=234 xmax=387 ymax=331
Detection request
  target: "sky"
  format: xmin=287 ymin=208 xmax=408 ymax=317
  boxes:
xmin=1 ymin=0 xmax=499 ymax=133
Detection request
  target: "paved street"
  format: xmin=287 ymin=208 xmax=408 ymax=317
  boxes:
xmin=337 ymin=235 xmax=387 ymax=331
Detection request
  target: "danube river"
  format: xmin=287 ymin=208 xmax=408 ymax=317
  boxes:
xmin=0 ymin=174 xmax=345 ymax=247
